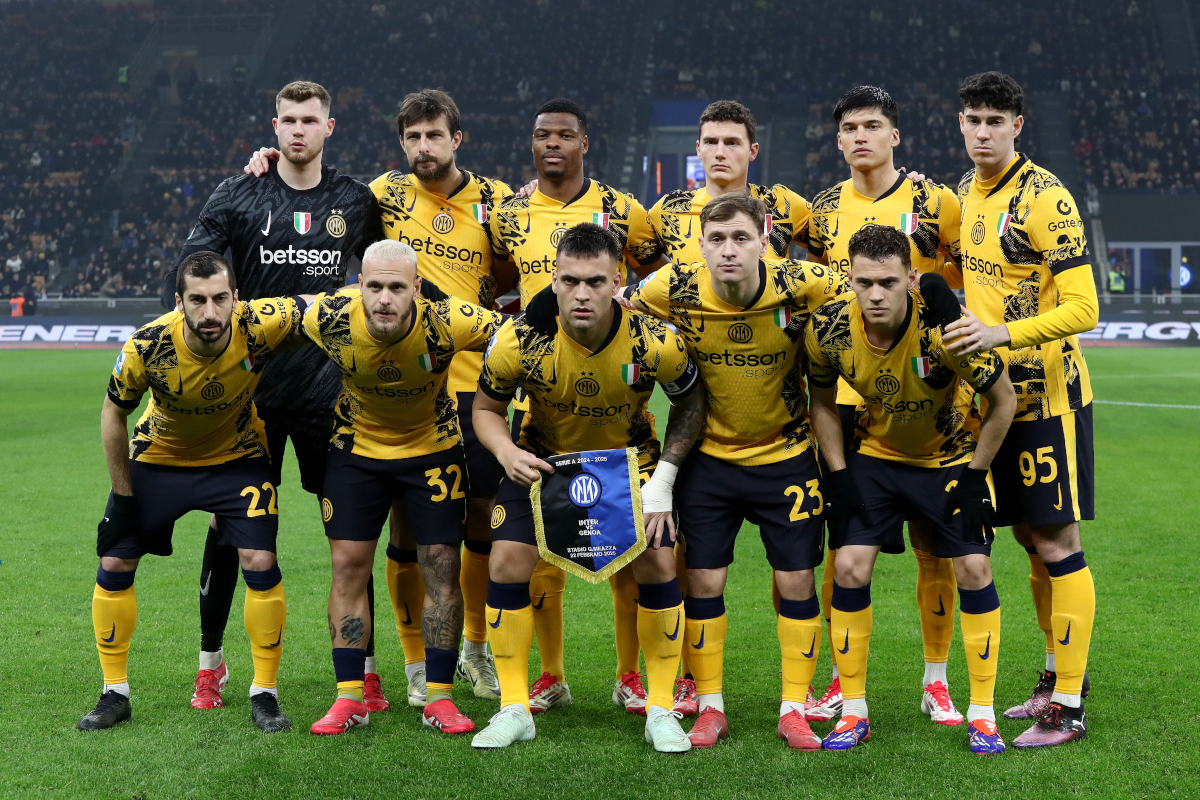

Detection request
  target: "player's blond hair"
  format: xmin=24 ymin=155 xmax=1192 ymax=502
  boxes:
xmin=362 ymin=239 xmax=418 ymax=272
xmin=276 ymin=80 xmax=331 ymax=114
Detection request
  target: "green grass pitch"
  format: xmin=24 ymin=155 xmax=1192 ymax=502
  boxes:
xmin=0 ymin=347 xmax=1196 ymax=799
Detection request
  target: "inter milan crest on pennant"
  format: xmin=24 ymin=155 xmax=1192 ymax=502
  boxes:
xmin=530 ymin=448 xmax=647 ymax=583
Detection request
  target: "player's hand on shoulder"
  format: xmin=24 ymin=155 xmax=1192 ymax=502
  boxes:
xmin=943 ymin=307 xmax=1010 ymax=356
xmin=516 ymin=178 xmax=539 ymax=199
xmin=502 ymin=448 xmax=554 ymax=488
xmin=244 ymin=147 xmax=281 ymax=177
xmin=525 ymin=284 xmax=558 ymax=336
xmin=898 ymin=167 xmax=927 ymax=183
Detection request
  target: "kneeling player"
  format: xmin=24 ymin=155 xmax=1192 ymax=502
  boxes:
xmin=301 ymin=240 xmax=503 ymax=735
xmin=79 ymin=253 xmax=306 ymax=733
xmin=471 ymin=224 xmax=706 ymax=752
xmin=806 ymin=225 xmax=1017 ymax=753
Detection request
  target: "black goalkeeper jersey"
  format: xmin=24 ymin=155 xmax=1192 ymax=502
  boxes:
xmin=163 ymin=162 xmax=382 ymax=413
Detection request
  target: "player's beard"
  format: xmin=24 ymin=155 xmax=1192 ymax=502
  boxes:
xmin=185 ymin=311 xmax=232 ymax=344
xmin=281 ymin=137 xmax=323 ymax=167
xmin=412 ymin=154 xmax=453 ymax=182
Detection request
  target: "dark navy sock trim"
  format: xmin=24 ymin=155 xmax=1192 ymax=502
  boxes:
xmin=683 ymin=595 xmax=725 ymax=620
xmin=637 ymin=578 xmax=682 ymax=610
xmin=831 ymin=581 xmax=871 ymax=613
xmin=464 ymin=538 xmax=493 ymax=556
xmin=332 ymin=647 xmax=366 ymax=683
xmin=96 ymin=566 xmax=136 ymax=592
xmin=1024 ymin=545 xmax=1039 ymax=555
xmin=386 ymin=545 xmax=417 ymax=563
xmin=958 ymin=582 xmax=1001 ymax=615
xmin=779 ymin=596 xmax=820 ymax=620
xmin=426 ymin=647 xmax=457 ymax=685
xmin=1045 ymin=551 xmax=1087 ymax=578
xmin=487 ymin=580 xmax=531 ymax=610
xmin=242 ymin=564 xmax=282 ymax=591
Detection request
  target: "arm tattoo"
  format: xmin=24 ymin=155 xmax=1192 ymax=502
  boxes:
xmin=418 ymin=543 xmax=464 ymax=650
xmin=661 ymin=386 xmax=708 ymax=466
xmin=338 ymin=615 xmax=365 ymax=647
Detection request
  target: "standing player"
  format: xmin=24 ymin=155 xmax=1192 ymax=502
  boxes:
xmin=805 ymin=224 xmax=1016 ymax=753
xmin=804 ymin=86 xmax=967 ymax=726
xmin=301 ymin=240 xmax=503 ymax=735
xmin=80 ymin=253 xmax=307 ymax=733
xmin=168 ymin=81 xmax=388 ymax=714
xmin=470 ymin=224 xmax=705 ymax=752
xmin=487 ymin=99 xmax=670 ymax=714
xmin=944 ymin=72 xmax=1098 ymax=748
xmin=625 ymin=194 xmax=846 ymax=751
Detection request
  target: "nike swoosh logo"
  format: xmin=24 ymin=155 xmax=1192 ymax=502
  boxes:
xmin=400 ymin=601 xmax=412 ymax=626
xmin=532 ymin=591 xmax=546 ymax=610
xmin=665 ymin=612 xmax=680 ymax=641
xmin=1058 ymin=621 xmax=1071 ymax=646
xmin=489 ymin=609 xmax=503 ymax=629
xmin=405 ymin=193 xmax=417 ymax=213
xmin=832 ymin=216 xmax=839 ymax=238
xmin=846 ymin=360 xmax=856 ymax=380
xmin=349 ymin=354 xmax=357 ymax=373
xmin=175 ymin=372 xmax=183 ymax=395
xmin=690 ymin=624 xmax=705 ymax=649
xmin=932 ymin=596 xmax=946 ymax=617
xmin=979 ymin=632 xmax=991 ymax=660
xmin=838 ymin=629 xmax=850 ymax=654
xmin=801 ymin=633 xmax=817 ymax=659
xmin=200 ymin=571 xmax=212 ymax=597
xmin=267 ymin=626 xmax=283 ymax=647
xmin=684 ymin=217 xmax=692 ymax=239
xmin=260 ymin=209 xmax=272 ymax=236
xmin=101 ymin=624 xmax=116 ymax=643
xmin=1054 ymin=485 xmax=1063 ymax=511
xmin=103 ymin=517 xmax=110 ymax=524
xmin=524 ymin=214 xmax=531 ymax=234
xmin=696 ymin=313 xmax=705 ymax=333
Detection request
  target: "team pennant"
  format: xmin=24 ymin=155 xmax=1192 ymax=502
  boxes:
xmin=773 ymin=307 xmax=792 ymax=328
xmin=417 ymin=353 xmax=437 ymax=371
xmin=239 ymin=353 xmax=255 ymax=371
xmin=472 ymin=203 xmax=488 ymax=224
xmin=899 ymin=212 xmax=919 ymax=235
xmin=911 ymin=356 xmax=932 ymax=378
xmin=621 ymin=363 xmax=640 ymax=384
xmin=593 ymin=212 xmax=610 ymax=228
xmin=294 ymin=212 xmax=311 ymax=234
xmin=996 ymin=213 xmax=1012 ymax=237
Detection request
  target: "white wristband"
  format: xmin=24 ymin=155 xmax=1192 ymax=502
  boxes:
xmin=641 ymin=461 xmax=679 ymax=514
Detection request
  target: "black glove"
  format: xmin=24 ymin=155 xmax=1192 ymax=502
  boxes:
xmin=943 ymin=467 xmax=997 ymax=545
xmin=823 ymin=469 xmax=873 ymax=551
xmin=918 ymin=272 xmax=962 ymax=330
xmin=524 ymin=283 xmax=559 ymax=336
xmin=97 ymin=492 xmax=141 ymax=557
xmin=420 ymin=277 xmax=450 ymax=302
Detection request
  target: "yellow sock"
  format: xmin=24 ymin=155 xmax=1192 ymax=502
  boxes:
xmin=337 ymin=680 xmax=364 ymax=702
xmin=638 ymin=600 xmax=684 ymax=710
xmin=486 ymin=602 xmax=534 ymax=710
xmin=913 ymin=549 xmax=956 ymax=664
xmin=530 ymin=559 xmax=566 ymax=680
xmin=958 ymin=583 xmax=1001 ymax=707
xmin=778 ymin=598 xmax=822 ymax=703
xmin=609 ymin=566 xmax=640 ymax=677
xmin=676 ymin=545 xmax=691 ymax=677
xmin=1048 ymin=554 xmax=1095 ymax=696
xmin=427 ymin=682 xmax=453 ymax=702
xmin=1028 ymin=548 xmax=1055 ymax=658
xmin=822 ymin=551 xmax=837 ymax=671
xmin=244 ymin=578 xmax=287 ymax=690
xmin=92 ymin=580 xmax=137 ymax=685
xmin=830 ymin=582 xmax=872 ymax=701
xmin=460 ymin=545 xmax=490 ymax=645
xmin=386 ymin=547 xmax=426 ymax=665
xmin=683 ymin=597 xmax=727 ymax=696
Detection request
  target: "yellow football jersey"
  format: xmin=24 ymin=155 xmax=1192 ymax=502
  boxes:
xmin=807 ymin=174 xmax=963 ymax=407
xmin=479 ymin=305 xmax=698 ymax=468
xmin=956 ymin=155 xmax=1095 ymax=421
xmin=303 ymin=289 xmax=503 ymax=460
xmin=107 ymin=298 xmax=304 ymax=466
xmin=369 ymin=169 xmax=512 ymax=394
xmin=627 ymin=259 xmax=847 ymax=466
xmin=646 ymin=184 xmax=812 ymax=266
xmin=806 ymin=290 xmax=1004 ymax=468
xmin=488 ymin=179 xmax=663 ymax=307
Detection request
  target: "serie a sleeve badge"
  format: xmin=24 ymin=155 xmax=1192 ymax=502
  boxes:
xmin=530 ymin=448 xmax=647 ymax=583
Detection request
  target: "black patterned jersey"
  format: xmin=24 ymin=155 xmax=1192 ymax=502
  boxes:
xmin=646 ymin=184 xmax=812 ymax=265
xmin=956 ymin=155 xmax=1095 ymax=421
xmin=302 ymin=289 xmax=503 ymax=460
xmin=805 ymin=291 xmax=1003 ymax=468
xmin=166 ymin=162 xmax=383 ymax=414
xmin=107 ymin=298 xmax=304 ymax=466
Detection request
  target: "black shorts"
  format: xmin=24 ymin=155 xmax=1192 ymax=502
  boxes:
xmin=457 ymin=392 xmax=504 ymax=498
xmin=676 ymin=450 xmax=825 ymax=572
xmin=103 ymin=458 xmax=279 ymax=559
xmin=260 ymin=407 xmax=335 ymax=494
xmin=321 ymin=447 xmax=467 ymax=544
xmin=992 ymin=404 xmax=1095 ymax=529
xmin=842 ymin=452 xmax=993 ymax=559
